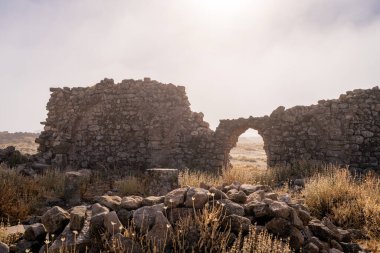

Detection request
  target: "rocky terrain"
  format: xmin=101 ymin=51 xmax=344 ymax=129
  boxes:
xmin=0 ymin=179 xmax=366 ymax=253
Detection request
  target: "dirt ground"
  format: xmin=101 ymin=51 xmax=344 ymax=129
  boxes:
xmin=0 ymin=132 xmax=39 ymax=154
xmin=230 ymin=136 xmax=267 ymax=170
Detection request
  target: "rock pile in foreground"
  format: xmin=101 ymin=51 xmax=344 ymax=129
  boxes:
xmin=2 ymin=183 xmax=366 ymax=253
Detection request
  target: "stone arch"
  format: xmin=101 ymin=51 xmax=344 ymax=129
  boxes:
xmin=214 ymin=116 xmax=270 ymax=170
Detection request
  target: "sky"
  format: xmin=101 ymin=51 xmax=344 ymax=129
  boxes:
xmin=1 ymin=0 xmax=380 ymax=133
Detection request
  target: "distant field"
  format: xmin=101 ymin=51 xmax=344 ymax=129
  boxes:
xmin=0 ymin=131 xmax=39 ymax=154
xmin=230 ymin=136 xmax=267 ymax=169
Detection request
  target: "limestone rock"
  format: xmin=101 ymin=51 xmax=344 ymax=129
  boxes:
xmin=41 ymin=206 xmax=70 ymax=234
xmin=104 ymin=211 xmax=123 ymax=235
xmin=94 ymin=195 xmax=121 ymax=211
xmin=70 ymin=206 xmax=87 ymax=231
xmin=227 ymin=189 xmax=247 ymax=204
xmin=91 ymin=203 xmax=109 ymax=216
xmin=164 ymin=188 xmax=188 ymax=208
xmin=133 ymin=206 xmax=161 ymax=232
xmin=120 ymin=196 xmax=143 ymax=210
xmin=142 ymin=196 xmax=165 ymax=206
xmin=24 ymin=223 xmax=46 ymax=241
xmin=218 ymin=199 xmax=244 ymax=216
xmin=184 ymin=187 xmax=209 ymax=209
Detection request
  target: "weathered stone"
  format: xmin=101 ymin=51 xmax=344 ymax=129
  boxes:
xmin=120 ymin=196 xmax=143 ymax=210
xmin=0 ymin=242 xmax=9 ymax=253
xmin=142 ymin=196 xmax=165 ymax=206
xmin=64 ymin=171 xmax=82 ymax=206
xmin=41 ymin=206 xmax=70 ymax=234
xmin=24 ymin=223 xmax=46 ymax=241
xmin=133 ymin=206 xmax=161 ymax=232
xmin=91 ymin=203 xmax=109 ymax=216
xmin=308 ymin=220 xmax=339 ymax=241
xmin=89 ymin=212 xmax=107 ymax=240
xmin=265 ymin=217 xmax=290 ymax=236
xmin=112 ymin=233 xmax=143 ymax=253
xmin=246 ymin=190 xmax=265 ymax=203
xmin=37 ymin=83 xmax=380 ymax=173
xmin=145 ymin=168 xmax=179 ymax=196
xmin=264 ymin=192 xmax=278 ymax=200
xmin=49 ymin=210 xmax=91 ymax=253
xmin=289 ymin=227 xmax=304 ymax=250
xmin=146 ymin=212 xmax=172 ymax=248
xmin=218 ymin=199 xmax=244 ymax=216
xmin=116 ymin=209 xmax=133 ymax=227
xmin=244 ymin=201 xmax=270 ymax=218
xmin=14 ymin=240 xmax=39 ymax=253
xmin=340 ymin=242 xmax=362 ymax=253
xmin=164 ymin=188 xmax=187 ymax=208
xmin=167 ymin=208 xmax=194 ymax=225
xmin=209 ymin=187 xmax=228 ymax=200
xmin=268 ymin=201 xmax=292 ymax=219
xmin=70 ymin=206 xmax=87 ymax=231
xmin=303 ymin=242 xmax=319 ymax=253
xmin=223 ymin=214 xmax=251 ymax=234
xmin=227 ymin=189 xmax=247 ymax=204
xmin=104 ymin=211 xmax=123 ymax=235
xmin=94 ymin=195 xmax=121 ymax=211
xmin=184 ymin=187 xmax=209 ymax=209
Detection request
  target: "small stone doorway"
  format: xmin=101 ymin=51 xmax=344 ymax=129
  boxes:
xmin=229 ymin=129 xmax=267 ymax=169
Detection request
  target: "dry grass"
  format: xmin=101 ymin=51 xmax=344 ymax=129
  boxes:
xmin=114 ymin=204 xmax=290 ymax=253
xmin=303 ymin=169 xmax=380 ymax=239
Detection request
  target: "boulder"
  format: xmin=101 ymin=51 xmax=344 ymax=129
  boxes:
xmin=303 ymin=242 xmax=319 ymax=253
xmin=164 ymin=188 xmax=188 ymax=208
xmin=209 ymin=187 xmax=228 ymax=200
xmin=24 ymin=223 xmax=46 ymax=241
xmin=64 ymin=171 xmax=83 ymax=206
xmin=268 ymin=201 xmax=292 ymax=219
xmin=223 ymin=214 xmax=251 ymax=234
xmin=218 ymin=199 xmax=244 ymax=216
xmin=94 ymin=195 xmax=121 ymax=211
xmin=184 ymin=187 xmax=209 ymax=209
xmin=120 ymin=196 xmax=144 ymax=210
xmin=146 ymin=212 xmax=173 ymax=248
xmin=104 ymin=211 xmax=123 ymax=235
xmin=142 ymin=196 xmax=165 ymax=206
xmin=265 ymin=217 xmax=291 ymax=237
xmin=112 ymin=233 xmax=143 ymax=253
xmin=289 ymin=227 xmax=304 ymax=250
xmin=246 ymin=190 xmax=265 ymax=203
xmin=244 ymin=201 xmax=270 ymax=218
xmin=89 ymin=212 xmax=107 ymax=240
xmin=133 ymin=206 xmax=161 ymax=232
xmin=117 ymin=209 xmax=133 ymax=227
xmin=91 ymin=203 xmax=109 ymax=216
xmin=41 ymin=206 xmax=70 ymax=234
xmin=70 ymin=206 xmax=87 ymax=231
xmin=308 ymin=220 xmax=339 ymax=241
xmin=227 ymin=189 xmax=247 ymax=204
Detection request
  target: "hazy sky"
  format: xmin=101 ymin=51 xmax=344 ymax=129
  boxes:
xmin=1 ymin=0 xmax=380 ymax=133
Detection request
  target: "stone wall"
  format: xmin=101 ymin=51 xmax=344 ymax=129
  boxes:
xmin=36 ymin=78 xmax=216 ymax=171
xmin=215 ymin=86 xmax=380 ymax=172
xmin=37 ymin=78 xmax=380 ymax=173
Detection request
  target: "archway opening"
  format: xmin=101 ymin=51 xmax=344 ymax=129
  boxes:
xmin=229 ymin=129 xmax=267 ymax=169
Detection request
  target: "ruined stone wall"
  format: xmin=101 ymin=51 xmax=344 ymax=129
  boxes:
xmin=216 ymin=86 xmax=380 ymax=172
xmin=38 ymin=79 xmax=380 ymax=173
xmin=37 ymin=78 xmax=217 ymax=171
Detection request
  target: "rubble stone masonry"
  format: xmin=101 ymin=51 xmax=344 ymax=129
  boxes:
xmin=36 ymin=78 xmax=380 ymax=173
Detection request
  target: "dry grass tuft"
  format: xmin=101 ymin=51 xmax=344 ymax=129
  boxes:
xmin=303 ymin=169 xmax=380 ymax=239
